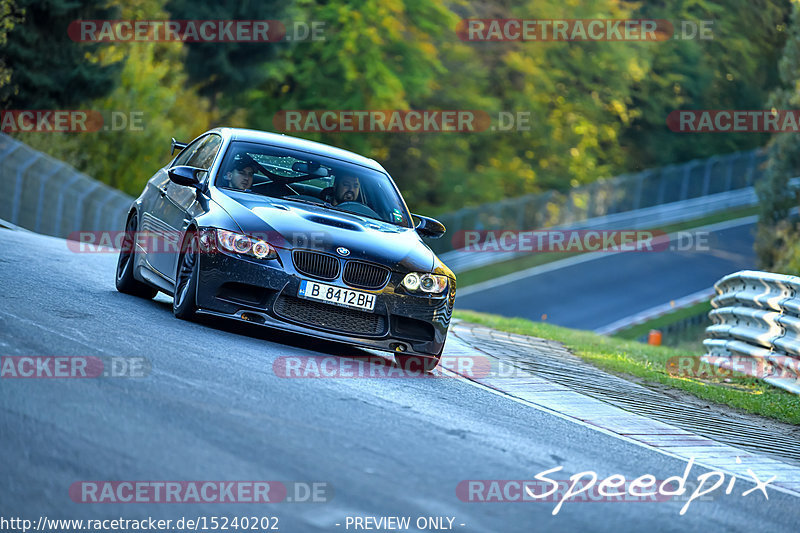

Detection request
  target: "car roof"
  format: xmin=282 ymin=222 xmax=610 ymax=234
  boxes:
xmin=210 ymin=127 xmax=386 ymax=173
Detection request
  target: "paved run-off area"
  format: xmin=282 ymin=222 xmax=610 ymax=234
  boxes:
xmin=1 ymin=227 xmax=798 ymax=532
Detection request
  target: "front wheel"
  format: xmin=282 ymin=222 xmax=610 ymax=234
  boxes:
xmin=115 ymin=213 xmax=157 ymax=299
xmin=173 ymin=230 xmax=200 ymax=320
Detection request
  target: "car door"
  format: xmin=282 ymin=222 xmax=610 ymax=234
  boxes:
xmin=159 ymin=134 xmax=223 ymax=280
xmin=145 ymin=135 xmax=208 ymax=277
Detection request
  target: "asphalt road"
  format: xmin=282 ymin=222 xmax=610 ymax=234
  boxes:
xmin=454 ymin=220 xmax=756 ymax=330
xmin=1 ymin=227 xmax=797 ymax=533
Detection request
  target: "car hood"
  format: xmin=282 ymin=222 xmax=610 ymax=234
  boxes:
xmin=211 ymin=189 xmax=436 ymax=272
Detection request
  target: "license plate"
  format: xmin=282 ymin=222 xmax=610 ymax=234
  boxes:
xmin=298 ymin=280 xmax=376 ymax=311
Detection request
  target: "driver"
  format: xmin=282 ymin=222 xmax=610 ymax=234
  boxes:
xmin=331 ymin=174 xmax=361 ymax=205
xmin=224 ymin=157 xmax=255 ymax=191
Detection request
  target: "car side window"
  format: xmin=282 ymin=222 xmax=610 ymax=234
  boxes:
xmin=172 ymin=137 xmax=205 ymax=167
xmin=186 ymin=135 xmax=222 ymax=170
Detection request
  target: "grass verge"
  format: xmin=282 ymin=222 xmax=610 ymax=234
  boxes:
xmin=453 ymin=309 xmax=800 ymax=425
xmin=455 ymin=205 xmax=758 ymax=288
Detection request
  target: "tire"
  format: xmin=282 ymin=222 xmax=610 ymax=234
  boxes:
xmin=115 ymin=213 xmax=158 ymax=299
xmin=173 ymin=229 xmax=200 ymax=320
xmin=395 ymin=353 xmax=441 ymax=373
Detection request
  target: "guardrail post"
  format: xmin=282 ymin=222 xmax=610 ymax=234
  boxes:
xmin=11 ymin=152 xmax=41 ymax=224
xmin=702 ymin=156 xmax=717 ymax=196
xmin=656 ymin=167 xmax=668 ymax=205
xmin=632 ymin=172 xmax=647 ymax=210
xmin=34 ymin=161 xmax=65 ymax=233
xmin=92 ymin=187 xmax=118 ymax=231
xmin=746 ymin=150 xmax=757 ymax=186
xmin=53 ymin=173 xmax=85 ymax=236
xmin=724 ymin=154 xmax=735 ymax=191
xmin=74 ymin=181 xmax=101 ymax=233
xmin=680 ymin=161 xmax=694 ymax=201
xmin=516 ymin=196 xmax=526 ymax=230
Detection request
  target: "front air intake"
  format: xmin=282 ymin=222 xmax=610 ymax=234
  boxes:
xmin=343 ymin=260 xmax=390 ymax=290
xmin=292 ymin=250 xmax=340 ymax=280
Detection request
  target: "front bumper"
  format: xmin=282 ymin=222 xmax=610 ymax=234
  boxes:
xmin=194 ymin=247 xmax=455 ymax=357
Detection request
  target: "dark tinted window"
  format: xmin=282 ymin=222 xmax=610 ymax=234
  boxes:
xmin=216 ymin=141 xmax=412 ymax=227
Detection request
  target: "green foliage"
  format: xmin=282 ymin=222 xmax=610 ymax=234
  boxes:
xmin=15 ymin=0 xmax=214 ymax=196
xmin=757 ymin=0 xmax=800 ymax=272
xmin=243 ymin=0 xmax=792 ymax=212
xmin=626 ymin=0 xmax=790 ymax=168
xmin=0 ymin=0 xmax=123 ymax=108
xmin=768 ymin=220 xmax=800 ymax=274
xmin=244 ymin=0 xmax=470 ymax=209
xmin=8 ymin=0 xmax=797 ymax=216
xmin=0 ymin=0 xmax=23 ymax=92
xmin=164 ymin=0 xmax=288 ymax=115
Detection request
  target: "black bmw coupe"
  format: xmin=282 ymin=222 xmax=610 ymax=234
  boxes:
xmin=115 ymin=128 xmax=455 ymax=369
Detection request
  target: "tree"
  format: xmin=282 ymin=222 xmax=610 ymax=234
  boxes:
xmin=244 ymin=0 xmax=468 ymax=210
xmin=0 ymin=0 xmax=23 ymax=93
xmin=15 ymin=0 xmax=215 ymax=195
xmin=164 ymin=0 xmax=287 ymax=115
xmin=756 ymin=0 xmax=800 ymax=272
xmin=624 ymin=0 xmax=790 ymax=169
xmin=0 ymin=0 xmax=123 ymax=109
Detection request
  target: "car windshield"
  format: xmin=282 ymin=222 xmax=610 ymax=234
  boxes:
xmin=215 ymin=141 xmax=412 ymax=227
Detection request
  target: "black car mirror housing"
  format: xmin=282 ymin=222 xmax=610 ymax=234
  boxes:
xmin=413 ymin=214 xmax=446 ymax=239
xmin=168 ymin=165 xmax=204 ymax=188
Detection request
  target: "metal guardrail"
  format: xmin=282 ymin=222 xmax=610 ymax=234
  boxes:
xmin=703 ymin=270 xmax=800 ymax=395
xmin=0 ymin=133 xmax=133 ymax=239
xmin=596 ymin=287 xmax=714 ymax=336
xmin=0 ymin=132 xmax=768 ymax=267
xmin=430 ymin=148 xmax=766 ymax=257
xmin=441 ymin=186 xmax=762 ymax=273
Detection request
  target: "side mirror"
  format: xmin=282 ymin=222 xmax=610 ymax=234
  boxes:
xmin=413 ymin=214 xmax=446 ymax=239
xmin=171 ymin=138 xmax=187 ymax=155
xmin=168 ymin=165 xmax=203 ymax=187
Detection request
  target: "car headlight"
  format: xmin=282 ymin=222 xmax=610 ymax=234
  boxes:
xmin=402 ymin=272 xmax=449 ymax=294
xmin=216 ymin=229 xmax=276 ymax=259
